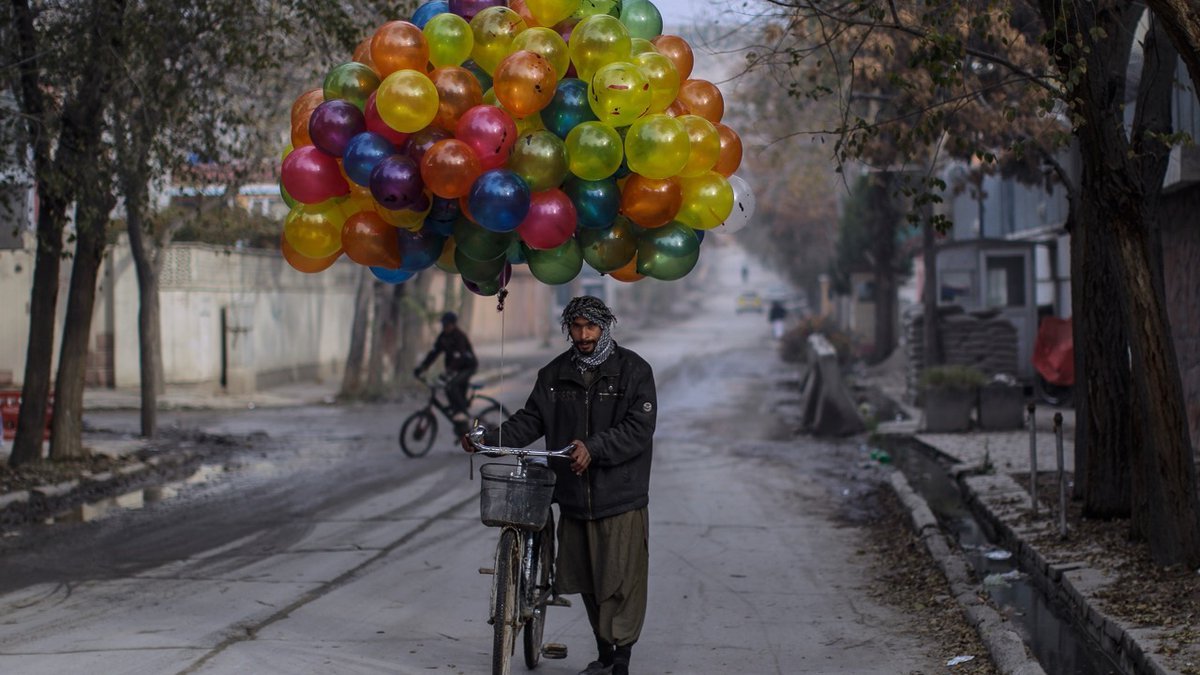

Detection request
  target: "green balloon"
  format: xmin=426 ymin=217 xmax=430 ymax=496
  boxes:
xmin=322 ymin=62 xmax=380 ymax=112
xmin=574 ymin=0 xmax=622 ymax=19
xmin=525 ymin=239 xmax=583 ymax=285
xmin=453 ymin=217 xmax=514 ymax=261
xmin=508 ymin=131 xmax=570 ymax=192
xmin=455 ymin=246 xmax=507 ymax=283
xmin=466 ymin=274 xmax=502 ymax=296
xmin=636 ymin=221 xmax=700 ymax=281
xmin=579 ymin=216 xmax=637 ymax=273
xmin=619 ymin=1 xmax=663 ymax=40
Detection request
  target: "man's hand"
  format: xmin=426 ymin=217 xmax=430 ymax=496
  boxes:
xmin=569 ymin=439 xmax=591 ymax=475
xmin=461 ymin=434 xmax=475 ymax=453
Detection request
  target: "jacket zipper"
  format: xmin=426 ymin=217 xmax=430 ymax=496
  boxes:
xmin=584 ymin=375 xmax=600 ymax=519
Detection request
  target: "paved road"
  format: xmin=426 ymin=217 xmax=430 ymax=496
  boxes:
xmin=0 ymin=243 xmax=945 ymax=674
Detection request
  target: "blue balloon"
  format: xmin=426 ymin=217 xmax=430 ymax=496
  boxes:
xmin=695 ymin=228 xmax=705 ymax=244
xmin=468 ymin=169 xmax=531 ymax=233
xmin=398 ymin=228 xmax=447 ymax=272
xmin=370 ymin=266 xmax=415 ymax=284
xmin=541 ymin=79 xmax=597 ymax=139
xmin=343 ymin=132 xmax=397 ymax=187
xmin=563 ymin=176 xmax=620 ymax=229
xmin=426 ymin=196 xmax=461 ymax=236
xmin=411 ymin=0 xmax=449 ymax=27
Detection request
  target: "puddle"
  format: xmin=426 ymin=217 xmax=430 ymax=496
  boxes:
xmin=883 ymin=438 xmax=1124 ymax=675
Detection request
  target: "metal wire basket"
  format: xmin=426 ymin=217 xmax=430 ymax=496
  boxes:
xmin=478 ymin=463 xmax=556 ymax=530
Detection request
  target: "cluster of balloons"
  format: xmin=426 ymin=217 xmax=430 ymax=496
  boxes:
xmin=279 ymin=0 xmax=756 ymax=293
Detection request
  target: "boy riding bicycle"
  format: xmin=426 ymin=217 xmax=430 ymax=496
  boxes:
xmin=414 ymin=311 xmax=477 ymax=436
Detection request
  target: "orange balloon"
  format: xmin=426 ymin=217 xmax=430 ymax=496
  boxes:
xmin=431 ymin=66 xmax=484 ymax=130
xmin=281 ymin=234 xmax=341 ymax=273
xmin=342 ymin=211 xmax=402 ymax=268
xmin=664 ymin=98 xmax=690 ymax=118
xmin=677 ymin=79 xmax=724 ymax=123
xmin=608 ymin=253 xmax=644 ymax=282
xmin=509 ymin=0 xmax=541 ymax=27
xmin=371 ymin=21 xmax=430 ymax=76
xmin=352 ymin=36 xmax=378 ymax=72
xmin=651 ymin=34 xmax=693 ymax=81
xmin=620 ymin=174 xmax=682 ymax=228
xmin=712 ymin=123 xmax=743 ymax=177
xmin=494 ymin=50 xmax=558 ymax=118
xmin=290 ymin=89 xmax=324 ymax=147
xmin=422 ymin=139 xmax=483 ymax=198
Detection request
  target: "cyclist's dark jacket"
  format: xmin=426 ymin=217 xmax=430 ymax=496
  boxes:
xmin=418 ymin=327 xmax=477 ymax=372
xmin=482 ymin=344 xmax=656 ymax=521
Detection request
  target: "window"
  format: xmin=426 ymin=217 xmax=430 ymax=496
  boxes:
xmin=985 ymin=255 xmax=1026 ymax=307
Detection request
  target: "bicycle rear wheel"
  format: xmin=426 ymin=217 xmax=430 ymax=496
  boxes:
xmin=471 ymin=399 xmax=511 ymax=431
xmin=399 ymin=410 xmax=438 ymax=458
xmin=492 ymin=528 xmax=520 ymax=675
xmin=523 ymin=511 xmax=556 ymax=669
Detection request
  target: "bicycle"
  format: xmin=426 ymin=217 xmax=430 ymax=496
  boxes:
xmin=398 ymin=375 xmax=510 ymax=458
xmin=467 ymin=427 xmax=574 ymax=675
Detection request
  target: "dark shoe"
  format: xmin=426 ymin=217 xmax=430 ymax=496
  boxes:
xmin=611 ymin=664 xmax=629 ymax=675
xmin=578 ymin=661 xmax=612 ymax=675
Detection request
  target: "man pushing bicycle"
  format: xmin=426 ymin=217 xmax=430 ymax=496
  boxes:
xmin=463 ymin=296 xmax=657 ymax=675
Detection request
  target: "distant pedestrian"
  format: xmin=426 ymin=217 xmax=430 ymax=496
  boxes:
xmin=741 ymin=264 xmax=749 ymax=283
xmin=768 ymin=300 xmax=787 ymax=339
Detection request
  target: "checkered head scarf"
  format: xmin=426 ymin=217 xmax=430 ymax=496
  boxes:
xmin=561 ymin=296 xmax=617 ymax=371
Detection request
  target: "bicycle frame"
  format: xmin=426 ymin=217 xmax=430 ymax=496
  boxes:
xmin=417 ymin=375 xmax=483 ymax=423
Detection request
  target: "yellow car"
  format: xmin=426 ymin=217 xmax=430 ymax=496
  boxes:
xmin=736 ymin=291 xmax=764 ymax=313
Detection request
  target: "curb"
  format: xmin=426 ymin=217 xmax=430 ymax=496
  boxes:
xmin=888 ymin=470 xmax=1047 ymax=675
xmin=957 ymin=472 xmax=1178 ymax=675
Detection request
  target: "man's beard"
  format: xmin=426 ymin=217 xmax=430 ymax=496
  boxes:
xmin=574 ymin=340 xmax=597 ymax=353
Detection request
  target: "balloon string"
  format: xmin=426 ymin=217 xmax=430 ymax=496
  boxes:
xmin=497 ymin=288 xmax=508 ymax=451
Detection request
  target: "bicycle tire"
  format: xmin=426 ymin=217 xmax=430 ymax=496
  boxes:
xmin=399 ymin=410 xmax=438 ymax=458
xmin=472 ymin=400 xmax=511 ymax=431
xmin=523 ymin=511 xmax=555 ymax=669
xmin=492 ymin=529 xmax=520 ymax=675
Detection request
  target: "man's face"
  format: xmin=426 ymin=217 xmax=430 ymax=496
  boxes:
xmin=569 ymin=317 xmax=602 ymax=354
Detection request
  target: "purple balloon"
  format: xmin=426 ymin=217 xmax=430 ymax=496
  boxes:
xmin=404 ymin=126 xmax=453 ymax=165
xmin=309 ymin=100 xmax=366 ymax=157
xmin=342 ymin=132 xmax=397 ymax=187
xmin=369 ymin=155 xmax=424 ymax=210
xmin=448 ymin=0 xmax=503 ymax=21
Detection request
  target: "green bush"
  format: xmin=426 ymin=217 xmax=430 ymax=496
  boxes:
xmin=918 ymin=364 xmax=986 ymax=392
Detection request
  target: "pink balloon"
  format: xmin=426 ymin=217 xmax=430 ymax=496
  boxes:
xmin=281 ymin=146 xmax=350 ymax=204
xmin=365 ymin=92 xmax=410 ymax=147
xmin=517 ymin=188 xmax=577 ymax=250
xmin=455 ymin=105 xmax=518 ymax=171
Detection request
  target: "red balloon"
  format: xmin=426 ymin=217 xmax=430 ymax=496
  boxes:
xmin=365 ymin=92 xmax=410 ymax=146
xmin=517 ymin=189 xmax=577 ymax=249
xmin=281 ymin=234 xmax=342 ymax=273
xmin=455 ymin=105 xmax=519 ymax=171
xmin=281 ymin=146 xmax=350 ymax=204
xmin=342 ymin=211 xmax=402 ymax=268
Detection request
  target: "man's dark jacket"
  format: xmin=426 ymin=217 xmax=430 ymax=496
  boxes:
xmin=483 ymin=344 xmax=656 ymax=521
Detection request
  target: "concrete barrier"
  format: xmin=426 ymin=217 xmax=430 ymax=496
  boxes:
xmin=799 ymin=333 xmax=866 ymax=436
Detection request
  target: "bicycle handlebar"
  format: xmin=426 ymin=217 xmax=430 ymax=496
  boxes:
xmin=465 ymin=425 xmax=575 ymax=459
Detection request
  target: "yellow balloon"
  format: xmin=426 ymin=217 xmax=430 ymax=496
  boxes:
xmin=516 ymin=110 xmax=546 ymax=135
xmin=527 ymin=0 xmax=580 ymax=26
xmin=424 ymin=13 xmax=474 ymax=67
xmin=634 ymin=50 xmax=679 ymax=114
xmin=376 ymin=69 xmax=440 ymax=133
xmin=676 ymin=171 xmax=734 ymax=230
xmin=565 ymin=121 xmax=624 ymax=180
xmin=511 ymin=27 xmax=571 ymax=80
xmin=677 ymin=114 xmax=721 ymax=177
xmin=569 ymin=15 xmax=631 ymax=83
xmin=629 ymin=38 xmax=655 ymax=57
xmin=470 ymin=7 xmax=528 ymax=74
xmin=589 ymin=61 xmax=651 ymax=127
xmin=284 ymin=201 xmax=344 ymax=258
xmin=624 ymin=114 xmax=689 ymax=179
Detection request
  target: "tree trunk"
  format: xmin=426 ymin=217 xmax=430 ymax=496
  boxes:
xmin=340 ymin=267 xmax=373 ymax=397
xmin=366 ymin=280 xmax=388 ymax=396
xmin=49 ymin=186 xmax=115 ymax=460
xmin=871 ymin=175 xmax=898 ymax=363
xmin=124 ymin=188 xmax=163 ymax=438
xmin=921 ymin=214 xmax=941 ymax=369
xmin=400 ymin=273 xmax=434 ymax=378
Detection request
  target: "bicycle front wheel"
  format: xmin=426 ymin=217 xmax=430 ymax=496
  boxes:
xmin=523 ymin=511 xmax=556 ymax=669
xmin=399 ymin=410 xmax=438 ymax=458
xmin=492 ymin=529 xmax=520 ymax=675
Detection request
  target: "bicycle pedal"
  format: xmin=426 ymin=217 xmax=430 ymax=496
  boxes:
xmin=478 ymin=567 xmax=494 ymax=575
xmin=541 ymin=643 xmax=568 ymax=659
xmin=546 ymin=595 xmax=572 ymax=607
